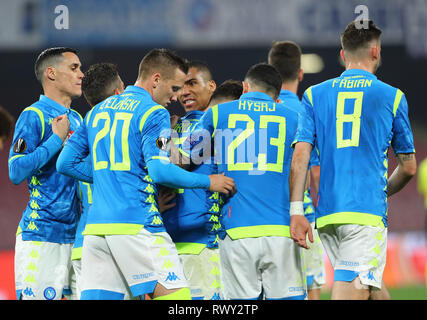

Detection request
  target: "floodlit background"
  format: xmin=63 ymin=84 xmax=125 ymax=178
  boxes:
xmin=0 ymin=0 xmax=426 ymax=299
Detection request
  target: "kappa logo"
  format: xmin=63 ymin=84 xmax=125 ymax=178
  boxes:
xmin=23 ymin=287 xmax=35 ymax=297
xmin=165 ymin=272 xmax=180 ymax=282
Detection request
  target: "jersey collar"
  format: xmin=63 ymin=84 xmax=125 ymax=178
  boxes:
xmin=279 ymin=89 xmax=299 ymax=102
xmin=340 ymin=68 xmax=377 ymax=79
xmin=123 ymin=85 xmax=152 ymax=98
xmin=240 ymin=91 xmax=275 ymax=102
xmin=39 ymin=95 xmax=71 ymax=114
xmin=182 ymin=110 xmax=205 ymax=120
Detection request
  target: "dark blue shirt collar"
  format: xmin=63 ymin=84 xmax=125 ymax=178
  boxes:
xmin=340 ymin=68 xmax=377 ymax=79
xmin=39 ymin=95 xmax=70 ymax=113
xmin=240 ymin=91 xmax=275 ymax=102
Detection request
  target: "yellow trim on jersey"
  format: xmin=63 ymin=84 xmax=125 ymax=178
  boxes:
xmin=139 ymin=105 xmax=164 ymax=132
xmin=23 ymin=107 xmax=45 ymax=141
xmin=226 ymin=225 xmax=290 ymax=240
xmin=16 ymin=225 xmax=22 ymax=236
xmin=211 ymin=104 xmax=218 ymax=138
xmin=71 ymin=247 xmax=83 ymax=261
xmin=393 ymin=89 xmax=403 ymax=117
xmin=8 ymin=154 xmax=25 ymax=164
xmin=71 ymin=109 xmax=83 ymax=123
xmin=316 ymin=212 xmax=385 ymax=229
xmin=82 ymin=223 xmax=144 ymax=235
xmin=85 ymin=108 xmax=95 ymax=126
xmin=152 ymin=156 xmax=170 ymax=162
xmin=175 ymin=242 xmax=206 ymax=255
xmin=153 ymin=287 xmax=191 ymax=300
xmin=305 ymin=87 xmax=314 ymax=106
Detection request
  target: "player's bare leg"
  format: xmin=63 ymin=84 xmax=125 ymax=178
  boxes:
xmin=331 ymin=277 xmax=370 ymax=300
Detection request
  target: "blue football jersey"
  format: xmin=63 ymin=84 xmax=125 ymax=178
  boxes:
xmin=163 ymin=110 xmax=224 ymax=254
xmin=71 ymin=180 xmax=92 ymax=260
xmin=66 ymin=86 xmax=172 ymax=235
xmin=279 ymin=89 xmax=319 ymax=223
xmin=191 ymin=91 xmax=299 ymax=240
xmin=8 ymin=95 xmax=82 ymax=243
xmin=295 ymin=69 xmax=415 ymax=228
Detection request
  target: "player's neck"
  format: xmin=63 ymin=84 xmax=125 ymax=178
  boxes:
xmin=281 ymin=81 xmax=299 ymax=95
xmin=43 ymin=87 xmax=72 ymax=108
xmin=134 ymin=79 xmax=153 ymax=96
xmin=345 ymin=61 xmax=375 ymax=74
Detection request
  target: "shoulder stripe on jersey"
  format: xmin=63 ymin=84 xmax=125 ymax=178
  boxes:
xmin=23 ymin=107 xmax=45 ymax=141
xmin=393 ymin=89 xmax=403 ymax=117
xmin=85 ymin=108 xmax=95 ymax=126
xmin=211 ymin=104 xmax=218 ymax=138
xmin=71 ymin=109 xmax=83 ymax=123
xmin=139 ymin=105 xmax=164 ymax=132
xmin=306 ymin=87 xmax=314 ymax=106
xmin=8 ymin=154 xmax=25 ymax=164
xmin=152 ymin=155 xmax=170 ymax=162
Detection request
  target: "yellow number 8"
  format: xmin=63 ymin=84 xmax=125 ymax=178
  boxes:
xmin=336 ymin=92 xmax=363 ymax=149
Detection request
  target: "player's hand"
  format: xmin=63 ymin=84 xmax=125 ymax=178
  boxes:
xmin=158 ymin=189 xmax=177 ymax=213
xmin=52 ymin=114 xmax=70 ymax=142
xmin=208 ymin=173 xmax=236 ymax=197
xmin=290 ymin=215 xmax=313 ymax=249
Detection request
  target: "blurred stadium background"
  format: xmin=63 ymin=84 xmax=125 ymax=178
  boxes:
xmin=0 ymin=0 xmax=426 ymax=300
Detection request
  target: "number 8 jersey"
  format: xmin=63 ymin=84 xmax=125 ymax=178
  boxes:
xmin=295 ymin=69 xmax=415 ymax=229
xmin=190 ymin=91 xmax=299 ymax=240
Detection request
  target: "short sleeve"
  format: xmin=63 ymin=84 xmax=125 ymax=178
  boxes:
xmin=140 ymin=106 xmax=171 ymax=163
xmin=391 ymin=93 xmax=415 ymax=154
xmin=293 ymin=88 xmax=316 ymax=147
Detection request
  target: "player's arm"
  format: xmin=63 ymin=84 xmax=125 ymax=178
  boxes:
xmin=181 ymin=107 xmax=216 ymax=168
xmin=56 ymin=122 xmax=93 ymax=183
xmin=387 ymin=91 xmax=417 ymax=197
xmin=289 ymin=90 xmax=315 ymax=249
xmin=8 ymin=110 xmax=69 ymax=185
xmin=142 ymin=107 xmax=235 ymax=195
xmin=387 ymin=153 xmax=416 ymax=197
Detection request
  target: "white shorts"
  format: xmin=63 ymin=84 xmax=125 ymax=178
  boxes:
xmin=179 ymin=247 xmax=223 ymax=300
xmin=15 ymin=234 xmax=73 ymax=300
xmin=304 ymin=223 xmax=326 ymax=290
xmin=219 ymin=235 xmax=306 ymax=300
xmin=80 ymin=228 xmax=188 ymax=300
xmin=318 ymin=224 xmax=387 ymax=289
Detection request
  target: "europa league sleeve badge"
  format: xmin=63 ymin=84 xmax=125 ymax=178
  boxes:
xmin=13 ymin=138 xmax=27 ymax=153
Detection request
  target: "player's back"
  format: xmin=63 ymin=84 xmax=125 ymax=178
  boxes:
xmin=213 ymin=91 xmax=299 ymax=239
xmin=304 ymin=69 xmax=414 ymax=227
xmin=84 ymin=86 xmax=168 ymax=234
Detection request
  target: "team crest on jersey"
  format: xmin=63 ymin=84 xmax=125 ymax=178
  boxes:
xmin=43 ymin=287 xmax=56 ymax=300
xmin=13 ymin=138 xmax=27 ymax=153
xmin=156 ymin=136 xmax=170 ymax=151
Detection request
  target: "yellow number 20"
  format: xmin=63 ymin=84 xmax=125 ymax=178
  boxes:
xmin=92 ymin=112 xmax=133 ymax=171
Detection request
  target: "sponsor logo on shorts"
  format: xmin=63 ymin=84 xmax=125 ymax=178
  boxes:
xmin=165 ymin=272 xmax=180 ymax=282
xmin=338 ymin=260 xmax=360 ymax=267
xmin=133 ymin=272 xmax=154 ymax=280
xmin=43 ymin=287 xmax=56 ymax=300
xmin=288 ymin=286 xmax=305 ymax=293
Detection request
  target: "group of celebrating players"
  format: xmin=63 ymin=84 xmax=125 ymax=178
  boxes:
xmin=8 ymin=19 xmax=417 ymax=300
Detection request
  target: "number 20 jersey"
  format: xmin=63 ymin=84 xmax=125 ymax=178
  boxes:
xmin=295 ymin=69 xmax=415 ymax=229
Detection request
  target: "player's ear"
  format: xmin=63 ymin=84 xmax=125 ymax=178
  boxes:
xmin=242 ymin=81 xmax=249 ymax=94
xmin=298 ymin=68 xmax=304 ymax=82
xmin=340 ymin=49 xmax=346 ymax=64
xmin=208 ymin=80 xmax=216 ymax=94
xmin=46 ymin=66 xmax=56 ymax=81
xmin=151 ymin=73 xmax=161 ymax=89
xmin=371 ymin=45 xmax=380 ymax=61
